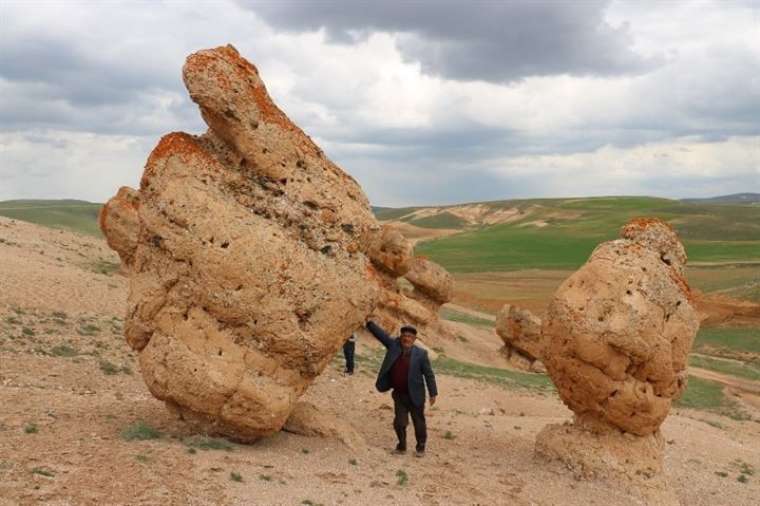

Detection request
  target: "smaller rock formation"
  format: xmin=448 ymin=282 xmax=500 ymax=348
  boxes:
xmin=98 ymin=186 xmax=140 ymax=269
xmin=373 ymin=255 xmax=455 ymax=342
xmin=495 ymin=304 xmax=546 ymax=373
xmin=535 ymin=218 xmax=699 ymax=505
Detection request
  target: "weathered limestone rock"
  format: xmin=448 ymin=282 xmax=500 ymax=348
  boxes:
xmin=99 ymin=186 xmax=140 ymax=269
xmin=495 ymin=304 xmax=545 ymax=372
xmin=100 ymin=45 xmax=422 ymax=441
xmin=535 ymin=218 xmax=699 ymax=503
xmin=405 ymin=256 xmax=454 ymax=305
xmin=373 ymin=255 xmax=455 ymax=343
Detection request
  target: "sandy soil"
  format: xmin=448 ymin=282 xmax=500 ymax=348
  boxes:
xmin=1 ymin=217 xmax=760 ymax=506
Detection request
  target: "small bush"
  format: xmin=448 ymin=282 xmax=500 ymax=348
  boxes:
xmin=52 ymin=311 xmax=67 ymax=320
xmin=50 ymin=344 xmax=78 ymax=357
xmin=348 ymin=458 xmax=357 ymax=466
xmin=99 ymin=360 xmax=120 ymax=375
xmin=24 ymin=423 xmax=38 ymax=434
xmin=31 ymin=467 xmax=55 ymax=477
xmin=259 ymin=474 xmax=272 ymax=482
xmin=737 ymin=474 xmax=748 ymax=483
xmin=121 ymin=421 xmax=161 ymax=441
xmin=443 ymin=430 xmax=455 ymax=440
xmin=396 ymin=469 xmax=408 ymax=486
xmin=21 ymin=327 xmax=35 ymax=337
xmin=135 ymin=454 xmax=150 ymax=463
xmin=301 ymin=448 xmax=310 ymax=454
xmin=78 ymin=324 xmax=100 ymax=336
xmin=183 ymin=435 xmax=234 ymax=451
xmin=230 ymin=472 xmax=243 ymax=482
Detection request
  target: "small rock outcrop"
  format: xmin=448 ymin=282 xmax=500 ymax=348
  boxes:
xmin=99 ymin=45 xmax=454 ymax=441
xmin=535 ymin=218 xmax=699 ymax=503
xmin=495 ymin=304 xmax=546 ymax=373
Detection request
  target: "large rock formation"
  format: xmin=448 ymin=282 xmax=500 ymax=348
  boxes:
xmin=535 ymin=218 xmax=699 ymax=503
xmin=99 ymin=45 xmax=451 ymax=441
xmin=495 ymin=304 xmax=546 ymax=373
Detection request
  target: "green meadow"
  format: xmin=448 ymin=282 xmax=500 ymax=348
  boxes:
xmin=0 ymin=200 xmax=103 ymax=237
xmin=411 ymin=197 xmax=760 ymax=272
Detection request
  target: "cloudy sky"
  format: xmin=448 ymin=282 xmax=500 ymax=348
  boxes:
xmin=1 ymin=0 xmax=758 ymax=206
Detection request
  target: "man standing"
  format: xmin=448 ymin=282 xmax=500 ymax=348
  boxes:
xmin=343 ymin=332 xmax=356 ymax=375
xmin=366 ymin=319 xmax=438 ymax=457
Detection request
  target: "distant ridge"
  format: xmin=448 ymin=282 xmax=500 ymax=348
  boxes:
xmin=682 ymin=193 xmax=760 ymax=205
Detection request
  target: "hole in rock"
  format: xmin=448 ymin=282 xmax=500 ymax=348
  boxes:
xmin=660 ymin=253 xmax=672 ymax=266
xmin=218 ymin=350 xmax=223 ymax=356
xmin=250 ymin=119 xmax=259 ymax=129
xmin=279 ymin=178 xmax=287 ymax=185
xmin=626 ymin=290 xmax=632 ymax=295
xmin=221 ymin=241 xmax=230 ymax=249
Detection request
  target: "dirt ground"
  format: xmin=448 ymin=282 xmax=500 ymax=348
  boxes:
xmin=2 ymin=217 xmax=760 ymax=506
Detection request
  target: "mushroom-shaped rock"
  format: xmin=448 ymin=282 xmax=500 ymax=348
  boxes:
xmin=100 ymin=45 xmax=422 ymax=441
xmin=535 ymin=218 xmax=699 ymax=501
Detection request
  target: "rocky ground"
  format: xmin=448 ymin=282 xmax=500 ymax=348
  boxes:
xmin=1 ymin=216 xmax=759 ymax=505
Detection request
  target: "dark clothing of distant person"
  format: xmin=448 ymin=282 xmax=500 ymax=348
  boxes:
xmin=366 ymin=321 xmax=438 ymax=453
xmin=343 ymin=334 xmax=356 ymax=375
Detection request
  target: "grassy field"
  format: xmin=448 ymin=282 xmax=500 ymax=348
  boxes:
xmin=440 ymin=307 xmax=494 ymax=327
xmin=689 ymin=355 xmax=760 ymax=382
xmin=407 ymin=197 xmax=760 ymax=272
xmin=693 ymin=327 xmax=760 ymax=358
xmin=675 ymin=376 xmax=751 ymax=421
xmin=0 ymin=200 xmax=103 ymax=237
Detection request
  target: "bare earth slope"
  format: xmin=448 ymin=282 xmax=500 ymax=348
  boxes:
xmin=1 ymin=217 xmax=759 ymax=505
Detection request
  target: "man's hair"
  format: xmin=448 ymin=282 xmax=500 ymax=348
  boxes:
xmin=400 ymin=325 xmax=417 ymax=336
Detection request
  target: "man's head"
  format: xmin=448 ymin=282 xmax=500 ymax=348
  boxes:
xmin=400 ymin=325 xmax=417 ymax=350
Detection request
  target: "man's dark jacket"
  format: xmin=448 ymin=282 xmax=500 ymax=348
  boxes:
xmin=367 ymin=321 xmax=438 ymax=407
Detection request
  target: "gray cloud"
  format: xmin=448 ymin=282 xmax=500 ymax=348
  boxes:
xmin=0 ymin=0 xmax=757 ymax=206
xmin=244 ymin=0 xmax=655 ymax=82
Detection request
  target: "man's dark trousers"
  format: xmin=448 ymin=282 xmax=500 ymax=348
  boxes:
xmin=393 ymin=390 xmax=426 ymax=451
xmin=343 ymin=340 xmax=355 ymax=374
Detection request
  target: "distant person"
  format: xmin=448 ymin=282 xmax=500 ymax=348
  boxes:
xmin=365 ymin=318 xmax=438 ymax=457
xmin=343 ymin=332 xmax=357 ymax=375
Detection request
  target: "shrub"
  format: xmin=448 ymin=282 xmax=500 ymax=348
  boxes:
xmin=120 ymin=421 xmax=161 ymax=441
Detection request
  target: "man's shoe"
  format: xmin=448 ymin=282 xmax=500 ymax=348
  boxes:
xmin=415 ymin=447 xmax=425 ymax=458
xmin=391 ymin=444 xmax=406 ymax=455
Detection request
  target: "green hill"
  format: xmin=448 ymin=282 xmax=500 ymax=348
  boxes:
xmin=408 ymin=196 xmax=760 ymax=272
xmin=0 ymin=200 xmax=103 ymax=237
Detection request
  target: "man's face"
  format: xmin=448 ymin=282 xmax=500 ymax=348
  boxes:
xmin=400 ymin=331 xmax=416 ymax=350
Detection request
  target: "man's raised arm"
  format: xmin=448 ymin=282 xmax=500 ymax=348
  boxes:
xmin=366 ymin=320 xmax=394 ymax=349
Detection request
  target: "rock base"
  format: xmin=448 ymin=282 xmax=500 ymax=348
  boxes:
xmin=535 ymin=417 xmax=679 ymax=506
